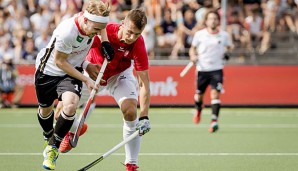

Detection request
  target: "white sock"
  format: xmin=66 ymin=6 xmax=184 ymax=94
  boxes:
xmin=123 ymin=118 xmax=141 ymax=164
xmin=69 ymin=102 xmax=96 ymax=133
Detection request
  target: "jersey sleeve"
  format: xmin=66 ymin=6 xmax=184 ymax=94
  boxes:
xmin=132 ymin=36 xmax=149 ymax=71
xmin=54 ymin=28 xmax=74 ymax=54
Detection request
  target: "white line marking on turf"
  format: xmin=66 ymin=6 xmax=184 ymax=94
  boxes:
xmin=0 ymin=153 xmax=298 ymax=156
xmin=1 ymin=124 xmax=298 ymax=128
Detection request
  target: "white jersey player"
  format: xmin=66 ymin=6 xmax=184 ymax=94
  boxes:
xmin=34 ymin=1 xmax=114 ymax=170
xmin=189 ymin=10 xmax=233 ymax=133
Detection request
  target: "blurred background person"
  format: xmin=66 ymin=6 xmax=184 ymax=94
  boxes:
xmin=189 ymin=10 xmax=233 ymax=133
xmin=244 ymin=8 xmax=270 ymax=54
xmin=0 ymin=54 xmax=18 ymax=108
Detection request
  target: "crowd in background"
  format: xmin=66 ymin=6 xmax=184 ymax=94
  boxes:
xmin=1 ymin=0 xmax=298 ymax=107
xmin=1 ymin=0 xmax=298 ymax=62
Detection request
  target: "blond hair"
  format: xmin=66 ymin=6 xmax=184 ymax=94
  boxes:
xmin=85 ymin=0 xmax=110 ymax=17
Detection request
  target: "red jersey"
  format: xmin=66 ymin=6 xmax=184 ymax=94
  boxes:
xmin=86 ymin=23 xmax=149 ymax=83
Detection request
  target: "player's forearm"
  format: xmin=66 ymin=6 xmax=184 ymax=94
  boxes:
xmin=56 ymin=59 xmax=87 ymax=83
xmin=139 ymin=84 xmax=150 ymax=118
xmin=137 ymin=70 xmax=150 ymax=118
xmin=189 ymin=46 xmax=197 ymax=62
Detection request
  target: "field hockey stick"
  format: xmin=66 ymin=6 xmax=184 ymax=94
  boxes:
xmin=180 ymin=61 xmax=194 ymax=77
xmin=77 ymin=131 xmax=139 ymax=171
xmin=70 ymin=58 xmax=108 ymax=148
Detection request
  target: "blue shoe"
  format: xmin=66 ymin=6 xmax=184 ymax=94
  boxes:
xmin=43 ymin=145 xmax=59 ymax=170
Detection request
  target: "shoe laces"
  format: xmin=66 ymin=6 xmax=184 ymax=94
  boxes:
xmin=46 ymin=146 xmax=58 ymax=162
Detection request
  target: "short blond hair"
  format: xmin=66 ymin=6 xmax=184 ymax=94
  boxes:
xmin=85 ymin=0 xmax=110 ymax=17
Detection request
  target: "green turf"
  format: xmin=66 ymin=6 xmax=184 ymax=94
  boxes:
xmin=0 ymin=108 xmax=298 ymax=171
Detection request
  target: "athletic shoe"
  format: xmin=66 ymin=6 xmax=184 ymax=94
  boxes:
xmin=126 ymin=163 xmax=139 ymax=171
xmin=193 ymin=110 xmax=202 ymax=124
xmin=209 ymin=121 xmax=219 ymax=133
xmin=43 ymin=139 xmax=49 ymax=149
xmin=59 ymin=123 xmax=88 ymax=153
xmin=43 ymin=145 xmax=59 ymax=170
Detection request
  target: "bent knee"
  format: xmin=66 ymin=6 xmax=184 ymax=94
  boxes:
xmin=62 ymin=103 xmax=77 ymax=116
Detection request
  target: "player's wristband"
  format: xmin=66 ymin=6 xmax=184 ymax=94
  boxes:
xmin=139 ymin=116 xmax=149 ymax=121
xmin=82 ymin=60 xmax=91 ymax=70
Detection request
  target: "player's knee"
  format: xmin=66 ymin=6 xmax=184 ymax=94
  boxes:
xmin=122 ymin=105 xmax=137 ymax=121
xmin=62 ymin=103 xmax=77 ymax=116
xmin=39 ymin=105 xmax=54 ymax=117
xmin=194 ymin=93 xmax=203 ymax=102
xmin=210 ymin=89 xmax=220 ymax=99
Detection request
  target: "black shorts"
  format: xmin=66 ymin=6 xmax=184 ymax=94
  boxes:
xmin=196 ymin=69 xmax=223 ymax=94
xmin=34 ymin=69 xmax=83 ymax=108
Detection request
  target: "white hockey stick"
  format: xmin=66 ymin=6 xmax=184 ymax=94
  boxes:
xmin=180 ymin=62 xmax=194 ymax=77
xmin=70 ymin=58 xmax=108 ymax=148
xmin=77 ymin=131 xmax=139 ymax=171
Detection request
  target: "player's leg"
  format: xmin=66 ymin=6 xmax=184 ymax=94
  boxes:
xmin=49 ymin=91 xmax=78 ymax=148
xmin=59 ymin=83 xmax=96 ymax=153
xmin=209 ymin=69 xmax=224 ymax=133
xmin=35 ymin=71 xmax=60 ymax=146
xmin=108 ymin=70 xmax=141 ymax=170
xmin=193 ymin=71 xmax=209 ymax=124
xmin=43 ymin=76 xmax=82 ymax=169
xmin=35 ymin=71 xmax=60 ymax=170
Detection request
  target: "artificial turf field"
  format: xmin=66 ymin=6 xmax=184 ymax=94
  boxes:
xmin=0 ymin=107 xmax=297 ymax=171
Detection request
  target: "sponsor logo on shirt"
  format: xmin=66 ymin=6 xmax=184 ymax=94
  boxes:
xmin=124 ymin=51 xmax=129 ymax=57
xmin=76 ymin=35 xmax=84 ymax=43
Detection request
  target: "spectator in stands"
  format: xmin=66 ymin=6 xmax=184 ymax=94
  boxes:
xmin=277 ymin=0 xmax=297 ymax=33
xmin=21 ymin=37 xmax=38 ymax=64
xmin=35 ymin=29 xmax=51 ymax=51
xmin=30 ymin=5 xmax=52 ymax=37
xmin=195 ymin=0 xmax=213 ymax=29
xmin=243 ymin=0 xmax=261 ymax=16
xmin=227 ymin=11 xmax=250 ymax=62
xmin=244 ymin=8 xmax=270 ymax=54
xmin=156 ymin=8 xmax=177 ymax=58
xmin=0 ymin=36 xmax=14 ymax=61
xmin=142 ymin=7 xmax=156 ymax=59
xmin=294 ymin=0 xmax=298 ymax=34
xmin=172 ymin=6 xmax=197 ymax=58
xmin=0 ymin=54 xmax=18 ymax=108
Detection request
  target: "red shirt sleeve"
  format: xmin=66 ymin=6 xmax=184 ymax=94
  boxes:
xmin=132 ymin=36 xmax=149 ymax=71
xmin=86 ymin=36 xmax=104 ymax=64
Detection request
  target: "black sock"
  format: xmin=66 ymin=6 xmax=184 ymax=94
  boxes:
xmin=37 ymin=110 xmax=54 ymax=139
xmin=49 ymin=111 xmax=75 ymax=147
xmin=195 ymin=101 xmax=203 ymax=111
xmin=211 ymin=103 xmax=221 ymax=120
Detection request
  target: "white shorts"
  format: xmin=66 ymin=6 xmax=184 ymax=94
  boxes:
xmin=79 ymin=66 xmax=138 ymax=107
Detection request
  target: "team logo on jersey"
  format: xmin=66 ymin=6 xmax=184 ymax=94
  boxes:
xmin=118 ymin=47 xmax=125 ymax=52
xmin=76 ymin=35 xmax=84 ymax=43
xmin=124 ymin=50 xmax=129 ymax=57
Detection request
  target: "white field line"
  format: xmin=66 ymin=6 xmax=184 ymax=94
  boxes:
xmin=1 ymin=123 xmax=298 ymax=128
xmin=0 ymin=152 xmax=298 ymax=156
